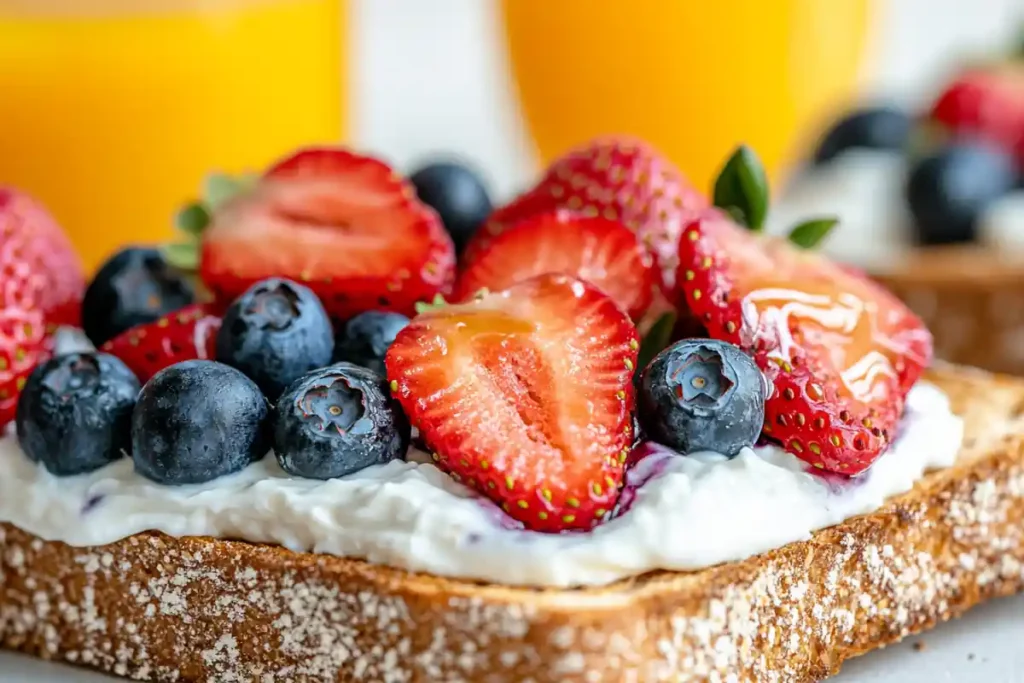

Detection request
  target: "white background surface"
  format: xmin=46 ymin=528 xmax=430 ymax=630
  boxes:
xmin=1 ymin=592 xmax=1023 ymax=681
xmin=2 ymin=1 xmax=1024 ymax=681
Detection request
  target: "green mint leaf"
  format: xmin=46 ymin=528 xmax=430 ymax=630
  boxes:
xmin=635 ymin=311 xmax=677 ymax=384
xmin=174 ymin=203 xmax=210 ymax=237
xmin=162 ymin=242 xmax=200 ymax=272
xmin=788 ymin=217 xmax=839 ymax=249
xmin=712 ymin=145 xmax=769 ymax=231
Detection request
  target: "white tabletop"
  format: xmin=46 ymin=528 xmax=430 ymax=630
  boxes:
xmin=1 ymin=592 xmax=1022 ymax=682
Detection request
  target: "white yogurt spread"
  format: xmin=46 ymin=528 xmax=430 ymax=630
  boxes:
xmin=769 ymin=149 xmax=1024 ymax=269
xmin=0 ymin=381 xmax=962 ymax=588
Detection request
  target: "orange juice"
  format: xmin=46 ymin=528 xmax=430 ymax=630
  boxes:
xmin=500 ymin=0 xmax=870 ymax=192
xmin=0 ymin=0 xmax=344 ymax=272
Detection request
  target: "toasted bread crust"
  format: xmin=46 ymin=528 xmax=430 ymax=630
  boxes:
xmin=2 ymin=365 xmax=1024 ymax=682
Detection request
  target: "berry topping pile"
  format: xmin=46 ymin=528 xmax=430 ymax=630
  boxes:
xmin=5 ymin=136 xmax=934 ymax=536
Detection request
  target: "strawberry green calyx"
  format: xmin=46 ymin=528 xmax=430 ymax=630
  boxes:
xmin=713 ymin=145 xmax=769 ymax=231
xmin=414 ymin=293 xmax=449 ymax=315
xmin=162 ymin=171 xmax=258 ymax=273
xmin=712 ymin=145 xmax=839 ymax=250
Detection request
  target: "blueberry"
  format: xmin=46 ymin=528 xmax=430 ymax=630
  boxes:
xmin=410 ymin=161 xmax=493 ymax=252
xmin=132 ymin=360 xmax=270 ymax=485
xmin=16 ymin=352 xmax=140 ymax=476
xmin=813 ymin=106 xmax=912 ymax=165
xmin=638 ymin=339 xmax=766 ymax=457
xmin=332 ymin=311 xmax=409 ymax=374
xmin=906 ymin=143 xmax=1017 ymax=245
xmin=274 ymin=363 xmax=410 ymax=479
xmin=82 ymin=247 xmax=195 ymax=346
xmin=216 ymin=278 xmax=334 ymax=400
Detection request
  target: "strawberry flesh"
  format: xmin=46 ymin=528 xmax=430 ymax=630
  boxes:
xmin=200 ymin=148 xmax=456 ymax=320
xmin=386 ymin=274 xmax=639 ymax=532
xmin=101 ymin=304 xmax=221 ymax=384
xmin=676 ymin=214 xmax=932 ymax=474
xmin=466 ymin=137 xmax=707 ymax=289
xmin=454 ymin=210 xmax=657 ymax=319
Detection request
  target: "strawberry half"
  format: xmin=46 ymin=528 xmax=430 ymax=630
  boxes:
xmin=930 ymin=64 xmax=1024 ymax=166
xmin=466 ymin=137 xmax=708 ymax=289
xmin=0 ymin=187 xmax=85 ymax=331
xmin=454 ymin=210 xmax=657 ymax=319
xmin=676 ymin=148 xmax=932 ymax=475
xmin=386 ymin=274 xmax=639 ymax=532
xmin=101 ymin=304 xmax=221 ymax=384
xmin=199 ymin=147 xmax=456 ymax=320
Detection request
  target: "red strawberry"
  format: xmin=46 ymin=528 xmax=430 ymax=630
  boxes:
xmin=454 ymin=211 xmax=657 ymax=319
xmin=0 ymin=307 xmax=50 ymax=427
xmin=0 ymin=188 xmax=85 ymax=330
xmin=386 ymin=274 xmax=639 ymax=532
xmin=930 ymin=65 xmax=1024 ymax=165
xmin=199 ymin=147 xmax=456 ymax=320
xmin=676 ymin=212 xmax=932 ymax=475
xmin=101 ymin=304 xmax=221 ymax=383
xmin=466 ymin=137 xmax=708 ymax=289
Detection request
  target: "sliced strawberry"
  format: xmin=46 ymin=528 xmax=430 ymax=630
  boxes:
xmin=930 ymin=65 xmax=1024 ymax=165
xmin=0 ymin=188 xmax=85 ymax=331
xmin=386 ymin=274 xmax=638 ymax=532
xmin=676 ymin=212 xmax=932 ymax=474
xmin=466 ymin=137 xmax=708 ymax=289
xmin=199 ymin=147 xmax=456 ymax=320
xmin=101 ymin=304 xmax=221 ymax=384
xmin=454 ymin=211 xmax=657 ymax=319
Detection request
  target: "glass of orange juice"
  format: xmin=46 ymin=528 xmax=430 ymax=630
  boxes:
xmin=0 ymin=0 xmax=345 ymax=273
xmin=500 ymin=0 xmax=872 ymax=192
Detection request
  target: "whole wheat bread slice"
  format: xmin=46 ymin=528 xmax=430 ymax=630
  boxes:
xmin=2 ymin=364 xmax=1024 ymax=683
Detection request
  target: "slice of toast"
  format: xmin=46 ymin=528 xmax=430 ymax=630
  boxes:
xmin=2 ymin=364 xmax=1024 ymax=683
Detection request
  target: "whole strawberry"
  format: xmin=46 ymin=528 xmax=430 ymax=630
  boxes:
xmin=675 ymin=146 xmax=932 ymax=475
xmin=0 ymin=188 xmax=85 ymax=331
xmin=929 ymin=64 xmax=1024 ymax=166
xmin=467 ymin=137 xmax=708 ymax=290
